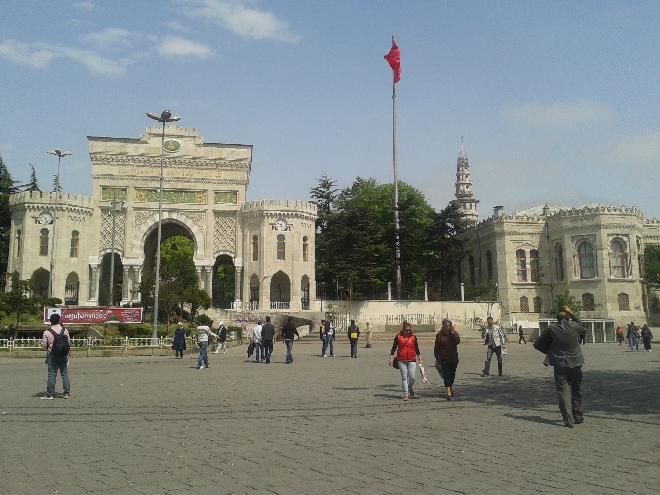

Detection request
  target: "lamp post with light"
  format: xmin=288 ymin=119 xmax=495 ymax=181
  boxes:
xmin=146 ymin=110 xmax=180 ymax=343
xmin=46 ymin=149 xmax=72 ymax=298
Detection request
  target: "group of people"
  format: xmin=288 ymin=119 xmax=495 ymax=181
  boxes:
xmin=171 ymin=321 xmax=229 ymax=369
xmin=616 ymin=322 xmax=653 ymax=352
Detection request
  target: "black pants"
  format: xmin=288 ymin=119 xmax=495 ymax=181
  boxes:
xmin=518 ymin=335 xmax=526 ymax=344
xmin=483 ymin=346 xmax=502 ymax=375
xmin=436 ymin=360 xmax=458 ymax=387
xmin=175 ymin=349 xmax=183 ymax=358
xmin=263 ymin=341 xmax=273 ymax=362
xmin=553 ymin=366 xmax=583 ymax=425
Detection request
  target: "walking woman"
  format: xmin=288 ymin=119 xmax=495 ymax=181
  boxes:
xmin=434 ymin=319 xmax=460 ymax=401
xmin=389 ymin=321 xmax=423 ymax=401
xmin=172 ymin=322 xmax=187 ymax=359
xmin=641 ymin=324 xmax=653 ymax=352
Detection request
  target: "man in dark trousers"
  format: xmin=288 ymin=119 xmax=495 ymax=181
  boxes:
xmin=261 ymin=316 xmax=275 ymax=364
xmin=281 ymin=317 xmax=300 ymax=364
xmin=40 ymin=313 xmax=71 ymax=399
xmin=518 ymin=325 xmax=526 ymax=344
xmin=347 ymin=320 xmax=360 ymax=358
xmin=534 ymin=306 xmax=586 ymax=428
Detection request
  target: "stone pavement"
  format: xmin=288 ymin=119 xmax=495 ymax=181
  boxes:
xmin=1 ymin=339 xmax=659 ymax=495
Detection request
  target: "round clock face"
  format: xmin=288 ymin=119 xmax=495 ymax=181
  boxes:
xmin=38 ymin=212 xmax=53 ymax=225
xmin=275 ymin=219 xmax=287 ymax=231
xmin=163 ymin=139 xmax=181 ymax=153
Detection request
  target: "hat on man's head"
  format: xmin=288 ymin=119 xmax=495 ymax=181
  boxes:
xmin=177 ymin=322 xmax=183 ymax=327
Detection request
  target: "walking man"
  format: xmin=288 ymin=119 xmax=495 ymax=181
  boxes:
xmin=627 ymin=321 xmax=636 ymax=351
xmin=322 ymin=319 xmax=335 ymax=357
xmin=196 ymin=324 xmax=218 ymax=369
xmin=518 ymin=325 xmax=526 ymax=344
xmin=214 ymin=321 xmax=228 ymax=354
xmin=481 ymin=317 xmax=507 ymax=376
xmin=347 ymin=319 xmax=360 ymax=358
xmin=365 ymin=322 xmax=373 ymax=348
xmin=281 ymin=317 xmax=300 ymax=364
xmin=252 ymin=320 xmax=263 ymax=363
xmin=41 ymin=313 xmax=71 ymax=399
xmin=534 ymin=306 xmax=586 ymax=428
xmin=261 ymin=316 xmax=275 ymax=364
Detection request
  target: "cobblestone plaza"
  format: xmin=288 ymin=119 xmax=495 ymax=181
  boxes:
xmin=1 ymin=341 xmax=658 ymax=494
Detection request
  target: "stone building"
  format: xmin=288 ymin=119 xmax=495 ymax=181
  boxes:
xmin=7 ymin=125 xmax=317 ymax=311
xmin=458 ymin=203 xmax=660 ymax=327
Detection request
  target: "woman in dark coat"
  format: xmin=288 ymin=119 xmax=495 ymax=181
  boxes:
xmin=641 ymin=324 xmax=653 ymax=352
xmin=172 ymin=322 xmax=187 ymax=358
xmin=434 ymin=319 xmax=461 ymax=401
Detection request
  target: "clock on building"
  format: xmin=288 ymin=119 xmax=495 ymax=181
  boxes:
xmin=37 ymin=212 xmax=54 ymax=225
xmin=274 ymin=218 xmax=288 ymax=231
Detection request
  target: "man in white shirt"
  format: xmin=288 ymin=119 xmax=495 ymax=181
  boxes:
xmin=252 ymin=321 xmax=263 ymax=363
xmin=196 ymin=325 xmax=218 ymax=370
xmin=481 ymin=317 xmax=507 ymax=377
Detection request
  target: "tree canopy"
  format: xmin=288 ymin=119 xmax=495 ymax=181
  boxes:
xmin=311 ymin=175 xmax=466 ymax=300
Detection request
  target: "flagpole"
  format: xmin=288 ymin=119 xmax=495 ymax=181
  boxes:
xmin=392 ymin=79 xmax=402 ymax=300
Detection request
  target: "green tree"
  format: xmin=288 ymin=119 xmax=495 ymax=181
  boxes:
xmin=643 ymin=244 xmax=660 ymax=286
xmin=185 ymin=286 xmax=212 ymax=320
xmin=22 ymin=164 xmax=40 ymax=192
xmin=0 ymin=272 xmax=37 ymax=331
xmin=0 ymin=154 xmax=18 ymax=273
xmin=552 ymin=291 xmax=582 ymax=316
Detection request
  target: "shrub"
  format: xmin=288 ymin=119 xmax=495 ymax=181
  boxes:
xmin=195 ymin=314 xmax=213 ymax=327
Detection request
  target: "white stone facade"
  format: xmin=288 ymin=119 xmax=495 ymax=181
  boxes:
xmin=459 ymin=204 xmax=660 ymax=327
xmin=7 ymin=125 xmax=317 ymax=311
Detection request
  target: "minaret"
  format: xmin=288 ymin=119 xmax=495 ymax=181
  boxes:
xmin=454 ymin=138 xmax=479 ymax=224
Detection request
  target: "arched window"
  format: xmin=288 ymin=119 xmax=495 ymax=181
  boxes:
xmin=516 ymin=249 xmax=527 ymax=282
xmin=468 ymin=255 xmax=475 ymax=286
xmin=252 ymin=235 xmax=258 ymax=262
xmin=15 ymin=229 xmax=22 ymax=258
xmin=582 ymin=293 xmax=595 ymax=311
xmin=70 ymin=230 xmax=79 ymax=258
xmin=39 ymin=228 xmax=49 ymax=256
xmin=577 ymin=241 xmax=596 ymax=279
xmin=302 ymin=236 xmax=309 ymax=262
xmin=554 ymin=243 xmax=564 ymax=281
xmin=276 ymin=234 xmax=285 ymax=260
xmin=486 ymin=250 xmax=493 ymax=282
xmin=609 ymin=237 xmax=628 ymax=278
xmin=530 ymin=249 xmax=540 ymax=282
xmin=618 ymin=292 xmax=630 ymax=311
xmin=533 ymin=296 xmax=542 ymax=313
xmin=520 ymin=295 xmax=529 ymax=312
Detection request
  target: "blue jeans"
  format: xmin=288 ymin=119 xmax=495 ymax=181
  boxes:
xmin=398 ymin=361 xmax=416 ymax=396
xmin=197 ymin=342 xmax=209 ymax=368
xmin=254 ymin=343 xmax=262 ymax=362
xmin=350 ymin=341 xmax=358 ymax=358
xmin=322 ymin=335 xmax=334 ymax=356
xmin=285 ymin=340 xmax=294 ymax=363
xmin=263 ymin=341 xmax=273 ymax=362
xmin=47 ymin=353 xmax=70 ymax=396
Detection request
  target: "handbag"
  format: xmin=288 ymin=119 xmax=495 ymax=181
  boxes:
xmin=392 ymin=357 xmax=399 ymax=369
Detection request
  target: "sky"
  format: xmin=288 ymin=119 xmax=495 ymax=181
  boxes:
xmin=0 ymin=0 xmax=658 ymax=218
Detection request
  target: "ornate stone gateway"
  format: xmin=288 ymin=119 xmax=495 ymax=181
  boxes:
xmin=7 ymin=125 xmax=317 ymax=312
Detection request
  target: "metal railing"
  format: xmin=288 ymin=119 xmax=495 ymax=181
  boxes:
xmin=0 ymin=336 xmax=198 ymax=351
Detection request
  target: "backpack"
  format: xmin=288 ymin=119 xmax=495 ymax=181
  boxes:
xmin=49 ymin=327 xmax=70 ymax=359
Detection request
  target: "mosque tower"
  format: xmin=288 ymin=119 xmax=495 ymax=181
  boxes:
xmin=453 ymin=138 xmax=479 ymax=224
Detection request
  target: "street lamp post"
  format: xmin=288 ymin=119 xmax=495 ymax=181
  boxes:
xmin=146 ymin=110 xmax=180 ymax=344
xmin=108 ymin=187 xmax=124 ymax=306
xmin=46 ymin=149 xmax=72 ymax=298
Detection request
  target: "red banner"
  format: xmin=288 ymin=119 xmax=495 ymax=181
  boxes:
xmin=43 ymin=307 xmax=143 ymax=325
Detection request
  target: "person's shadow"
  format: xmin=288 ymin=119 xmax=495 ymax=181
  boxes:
xmin=504 ymin=413 xmax=564 ymax=427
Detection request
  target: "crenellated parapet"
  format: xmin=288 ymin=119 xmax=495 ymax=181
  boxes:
xmin=9 ymin=191 xmax=94 ymax=211
xmin=241 ymin=200 xmax=318 ymax=216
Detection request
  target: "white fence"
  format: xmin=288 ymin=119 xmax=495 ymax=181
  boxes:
xmin=0 ymin=336 xmax=198 ymax=351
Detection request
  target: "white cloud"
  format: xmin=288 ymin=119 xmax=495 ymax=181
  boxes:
xmin=503 ymin=100 xmax=613 ymax=127
xmin=613 ymin=131 xmax=660 ymax=165
xmin=176 ymin=0 xmax=301 ymax=43
xmin=81 ymin=27 xmax=135 ymax=47
xmin=73 ymin=1 xmax=94 ymax=11
xmin=0 ymin=39 xmax=128 ymax=76
xmin=158 ymin=36 xmax=211 ymax=58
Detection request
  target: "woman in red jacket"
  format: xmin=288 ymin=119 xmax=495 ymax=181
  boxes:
xmin=434 ymin=319 xmax=460 ymax=400
xmin=389 ymin=321 xmax=423 ymax=401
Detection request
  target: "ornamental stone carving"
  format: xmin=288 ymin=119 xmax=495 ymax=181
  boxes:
xmin=213 ymin=212 xmax=237 ymax=255
xmin=100 ymin=209 xmax=125 ymax=253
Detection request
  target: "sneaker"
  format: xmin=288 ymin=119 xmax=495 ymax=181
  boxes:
xmin=62 ymin=393 xmax=70 ymax=399
xmin=40 ymin=394 xmax=54 ymax=400
xmin=331 ymin=354 xmax=336 ymax=357
xmin=402 ymin=394 xmax=409 ymax=401
xmin=323 ymin=354 xmax=327 ymax=358
xmin=409 ymin=388 xmax=415 ymax=398
xmin=481 ymin=372 xmax=490 ymax=377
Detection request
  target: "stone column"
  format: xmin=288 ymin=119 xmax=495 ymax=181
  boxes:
xmin=89 ymin=264 xmax=99 ymax=302
xmin=234 ymin=266 xmax=243 ymax=307
xmin=205 ymin=266 xmax=213 ymax=295
xmin=196 ymin=267 xmax=203 ymax=289
xmin=121 ymin=267 xmax=130 ymax=303
xmin=134 ymin=266 xmax=142 ymax=302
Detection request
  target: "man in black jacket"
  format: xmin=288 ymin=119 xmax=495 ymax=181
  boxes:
xmin=534 ymin=306 xmax=586 ymax=428
xmin=347 ymin=320 xmax=360 ymax=358
xmin=281 ymin=317 xmax=300 ymax=364
xmin=261 ymin=316 xmax=275 ymax=364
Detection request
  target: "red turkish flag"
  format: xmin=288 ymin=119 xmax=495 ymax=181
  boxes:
xmin=384 ymin=38 xmax=401 ymax=83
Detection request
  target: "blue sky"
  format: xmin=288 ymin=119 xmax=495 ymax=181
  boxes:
xmin=1 ymin=0 xmax=658 ymax=217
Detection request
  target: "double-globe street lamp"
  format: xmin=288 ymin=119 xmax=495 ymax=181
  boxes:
xmin=146 ymin=110 xmax=180 ymax=344
xmin=46 ymin=149 xmax=72 ymax=298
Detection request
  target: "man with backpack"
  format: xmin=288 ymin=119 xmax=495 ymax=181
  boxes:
xmin=347 ymin=320 xmax=360 ymax=358
xmin=40 ymin=313 xmax=71 ymax=399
